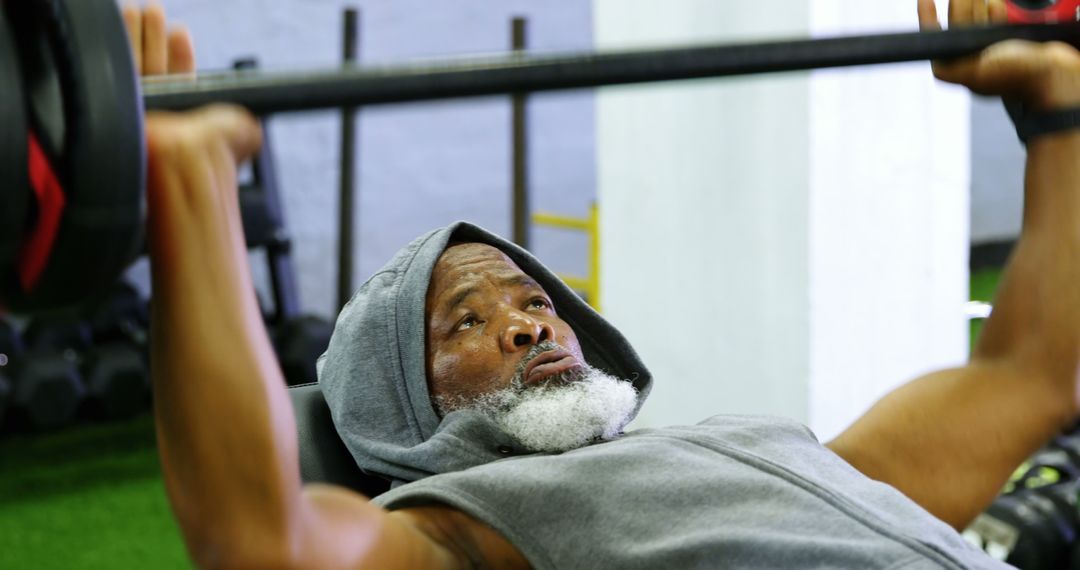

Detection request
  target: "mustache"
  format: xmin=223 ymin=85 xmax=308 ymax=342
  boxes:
xmin=510 ymin=340 xmax=567 ymax=387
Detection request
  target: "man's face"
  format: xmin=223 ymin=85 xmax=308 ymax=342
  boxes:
xmin=424 ymin=243 xmax=586 ymax=408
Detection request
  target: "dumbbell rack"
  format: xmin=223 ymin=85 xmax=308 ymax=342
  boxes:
xmin=234 ymin=59 xmax=302 ymax=326
xmin=238 ymin=130 xmax=302 ymax=325
xmin=236 ymin=59 xmax=335 ymax=388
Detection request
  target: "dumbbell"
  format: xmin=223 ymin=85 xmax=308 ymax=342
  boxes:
xmin=1003 ymin=443 xmax=1080 ymax=495
xmin=2 ymin=315 xmax=85 ymax=431
xmin=85 ymin=281 xmax=149 ymax=347
xmin=79 ymin=285 xmax=151 ymax=420
xmin=0 ymin=319 xmax=16 ymax=427
xmin=23 ymin=311 xmax=94 ymax=352
xmin=966 ymin=479 xmax=1080 ymax=569
xmin=79 ymin=342 xmax=148 ymax=420
xmin=25 ymin=309 xmax=149 ymax=423
xmin=967 ymin=429 xmax=1080 ymax=566
xmin=273 ymin=315 xmax=333 ymax=386
xmin=0 ymin=371 xmax=9 ymax=429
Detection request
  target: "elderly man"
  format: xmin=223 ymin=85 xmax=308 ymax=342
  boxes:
xmin=143 ymin=0 xmax=1080 ymax=567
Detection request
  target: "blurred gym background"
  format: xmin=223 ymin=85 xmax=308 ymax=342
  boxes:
xmin=0 ymin=0 xmax=1024 ymax=567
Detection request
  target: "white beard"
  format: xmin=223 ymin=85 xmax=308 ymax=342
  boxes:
xmin=436 ymin=345 xmax=639 ymax=453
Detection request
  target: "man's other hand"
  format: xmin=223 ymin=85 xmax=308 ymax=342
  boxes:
xmin=919 ymin=0 xmax=1080 ymax=110
xmin=122 ymin=2 xmax=195 ymax=76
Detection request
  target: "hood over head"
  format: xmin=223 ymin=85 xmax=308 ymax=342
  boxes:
xmin=317 ymin=222 xmax=652 ymax=484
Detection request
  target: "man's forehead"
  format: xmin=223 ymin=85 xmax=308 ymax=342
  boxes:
xmin=435 ymin=243 xmax=520 ymax=278
xmin=430 ymin=243 xmax=539 ymax=299
xmin=438 ymin=242 xmax=511 ymax=265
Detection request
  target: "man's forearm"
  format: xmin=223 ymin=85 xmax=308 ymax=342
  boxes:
xmin=147 ymin=128 xmax=301 ymax=565
xmin=976 ymin=130 xmax=1080 ymax=383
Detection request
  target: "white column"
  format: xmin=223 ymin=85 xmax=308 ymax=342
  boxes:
xmin=596 ymin=0 xmax=970 ymax=440
xmin=807 ymin=0 xmax=970 ymax=440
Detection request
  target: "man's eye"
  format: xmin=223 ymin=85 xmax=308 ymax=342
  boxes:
xmin=456 ymin=316 xmax=479 ymax=331
xmin=528 ymin=298 xmax=550 ymax=310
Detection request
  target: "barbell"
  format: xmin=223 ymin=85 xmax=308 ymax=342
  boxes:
xmin=1 ymin=0 xmax=1077 ymax=314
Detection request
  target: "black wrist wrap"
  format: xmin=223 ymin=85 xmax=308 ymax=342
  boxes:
xmin=1004 ymin=99 xmax=1080 ymax=145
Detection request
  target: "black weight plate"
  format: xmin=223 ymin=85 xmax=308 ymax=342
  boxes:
xmin=0 ymin=5 xmax=30 ymax=310
xmin=8 ymin=0 xmax=143 ymax=312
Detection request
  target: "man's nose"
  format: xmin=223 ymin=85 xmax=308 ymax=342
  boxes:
xmin=500 ymin=310 xmax=554 ymax=352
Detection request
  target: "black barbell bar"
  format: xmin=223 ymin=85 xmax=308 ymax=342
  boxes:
xmin=143 ymin=23 xmax=1080 ymax=115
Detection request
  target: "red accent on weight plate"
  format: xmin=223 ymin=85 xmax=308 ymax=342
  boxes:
xmin=1007 ymin=0 xmax=1080 ymax=23
xmin=18 ymin=133 xmax=66 ymax=292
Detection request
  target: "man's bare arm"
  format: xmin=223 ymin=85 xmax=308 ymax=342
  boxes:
xmin=128 ymin=5 xmax=525 ymax=565
xmin=828 ymin=0 xmax=1080 ymax=532
xmin=145 ymin=107 xmax=476 ymax=568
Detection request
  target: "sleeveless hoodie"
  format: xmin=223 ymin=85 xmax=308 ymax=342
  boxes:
xmin=317 ymin=221 xmax=1007 ymax=569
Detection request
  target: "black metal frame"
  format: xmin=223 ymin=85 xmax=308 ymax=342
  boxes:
xmin=337 ymin=8 xmax=360 ymax=311
xmin=511 ymin=17 xmax=529 ymax=249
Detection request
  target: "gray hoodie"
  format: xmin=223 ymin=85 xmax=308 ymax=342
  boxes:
xmin=317 ymin=221 xmax=651 ymax=484
xmin=317 ymin=222 xmax=1007 ymax=569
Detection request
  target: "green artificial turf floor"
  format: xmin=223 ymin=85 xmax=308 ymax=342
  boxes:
xmin=0 ymin=414 xmax=190 ymax=569
xmin=0 ymin=269 xmax=1006 ymax=569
